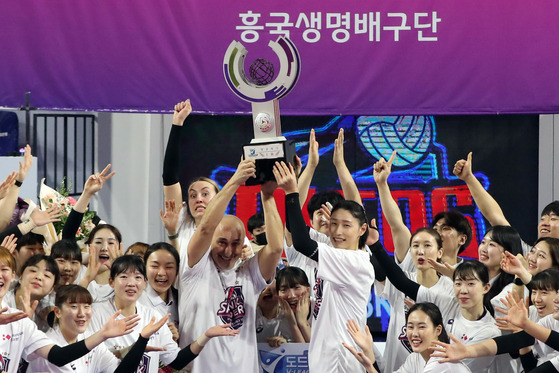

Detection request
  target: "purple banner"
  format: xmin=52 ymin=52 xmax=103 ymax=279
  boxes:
xmin=1 ymin=0 xmax=559 ymax=114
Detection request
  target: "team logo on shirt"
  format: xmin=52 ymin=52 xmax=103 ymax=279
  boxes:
xmin=398 ymin=326 xmax=413 ymax=353
xmin=0 ymin=355 xmax=10 ymax=372
xmin=217 ymin=285 xmax=246 ymax=329
xmin=134 ymin=354 xmax=151 ymax=373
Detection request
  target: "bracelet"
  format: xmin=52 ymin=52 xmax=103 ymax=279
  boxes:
xmin=196 ymin=333 xmax=210 ymax=347
xmin=514 ymin=277 xmax=525 ymax=286
xmin=168 ymin=233 xmax=179 ymax=240
xmin=14 ymin=180 xmax=22 ymax=187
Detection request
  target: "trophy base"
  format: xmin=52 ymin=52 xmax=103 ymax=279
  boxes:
xmin=243 ymin=139 xmax=295 ymax=185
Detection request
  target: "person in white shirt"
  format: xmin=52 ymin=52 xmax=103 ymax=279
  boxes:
xmin=344 ymin=302 xmax=471 ymax=373
xmin=138 ymin=242 xmax=180 ymax=341
xmin=0 ymin=246 xmax=140 ymax=373
xmin=276 ymin=159 xmax=375 ymax=373
xmin=29 ymin=284 xmax=171 ymax=373
xmin=88 ymin=255 xmax=239 ymax=373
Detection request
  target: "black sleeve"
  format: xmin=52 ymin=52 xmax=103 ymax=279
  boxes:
xmin=494 ymin=331 xmax=535 ymax=355
xmin=528 ymin=361 xmax=558 ymax=372
xmin=162 ymin=125 xmax=183 ymax=186
xmin=47 ymin=340 xmax=90 ymax=366
xmin=519 ymin=349 xmax=538 ymax=372
xmin=61 ymin=209 xmax=84 ymax=240
xmin=369 ymin=251 xmax=386 ymax=282
xmin=545 ymin=330 xmax=559 ymax=351
xmin=369 ymin=241 xmax=419 ymax=300
xmin=285 ymin=192 xmax=319 ymax=262
xmin=372 ymin=360 xmax=381 ymax=373
xmin=114 ymin=335 xmax=149 ymax=373
xmin=168 ymin=345 xmax=198 ymax=369
xmin=0 ymin=225 xmax=23 ymax=242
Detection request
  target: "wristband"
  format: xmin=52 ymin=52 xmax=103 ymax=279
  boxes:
xmin=19 ymin=218 xmax=37 ymax=234
xmin=196 ymin=333 xmax=210 ymax=347
xmin=168 ymin=233 xmax=179 ymax=240
xmin=14 ymin=180 xmax=22 ymax=187
xmin=514 ymin=277 xmax=525 ymax=286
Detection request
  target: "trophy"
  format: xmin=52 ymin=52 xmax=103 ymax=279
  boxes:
xmin=223 ymin=36 xmax=301 ymax=185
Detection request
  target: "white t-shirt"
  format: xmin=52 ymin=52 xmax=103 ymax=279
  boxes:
xmin=87 ymin=298 xmax=181 ymax=373
xmin=309 ymin=243 xmax=375 ymax=373
xmin=87 ymin=281 xmax=114 ymax=303
xmin=533 ymin=315 xmax=559 ymax=365
xmin=28 ymin=326 xmax=120 ymax=373
xmin=396 ymin=353 xmax=472 ymax=372
xmin=138 ymin=283 xmax=179 ymax=329
xmin=177 ymin=247 xmax=268 ymax=373
xmin=255 ymin=305 xmax=297 ymax=343
xmin=417 ymin=286 xmax=501 ymax=373
xmin=0 ymin=306 xmax=53 ymax=373
xmin=376 ymin=273 xmax=453 ymax=373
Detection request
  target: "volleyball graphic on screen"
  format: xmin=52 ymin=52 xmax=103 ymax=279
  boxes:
xmin=357 ymin=116 xmax=434 ymax=169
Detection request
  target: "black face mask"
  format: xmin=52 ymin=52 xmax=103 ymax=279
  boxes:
xmin=254 ymin=232 xmax=268 ymax=246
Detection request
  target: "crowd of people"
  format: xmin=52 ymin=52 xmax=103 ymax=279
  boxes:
xmin=0 ymin=99 xmax=557 ymax=372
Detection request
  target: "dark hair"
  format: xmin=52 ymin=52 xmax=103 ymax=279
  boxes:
xmin=306 ymin=190 xmax=344 ymax=218
xmin=55 ymin=284 xmax=93 ymax=308
xmin=85 ymin=224 xmax=122 ymax=245
xmin=15 ymin=232 xmax=45 ymax=252
xmin=532 ymin=237 xmax=559 ymax=269
xmin=50 ymin=239 xmax=82 ymax=262
xmin=276 ymin=266 xmax=310 ymax=292
xmin=20 ymin=254 xmax=60 ymax=289
xmin=483 ymin=226 xmax=523 ymax=303
xmin=432 ymin=211 xmax=472 ymax=254
xmin=410 ymin=227 xmax=443 ymax=250
xmin=331 ymin=200 xmax=369 ymax=249
xmin=406 ymin=302 xmax=450 ymax=344
xmin=144 ymin=242 xmax=180 ymax=268
xmin=529 ymin=268 xmax=559 ymax=292
xmin=247 ymin=213 xmax=265 ymax=234
xmin=110 ymin=255 xmax=146 ymax=280
xmin=453 ymin=260 xmax=494 ymax=316
xmin=541 ymin=201 xmax=559 ymax=217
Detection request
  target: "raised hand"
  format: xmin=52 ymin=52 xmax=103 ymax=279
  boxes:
xmin=172 ymin=100 xmax=192 ymax=126
xmin=427 ymin=258 xmax=455 ymax=278
xmin=106 ymin=242 xmax=124 ymax=269
xmin=453 ymin=152 xmax=474 ymax=181
xmin=500 ymin=251 xmax=529 ymax=278
xmin=366 ymin=218 xmax=380 ymax=246
xmin=83 ymin=164 xmax=116 ymax=196
xmin=342 ymin=342 xmax=376 ymax=372
xmin=346 ymin=319 xmax=373 ymax=354
xmin=0 ymin=234 xmax=17 ymax=253
xmin=30 ymin=205 xmax=63 ymax=227
xmin=273 ymin=161 xmax=298 ymax=194
xmin=495 ymin=291 xmax=529 ymax=329
xmin=293 ymin=155 xmax=303 ymax=177
xmin=19 ymin=284 xmax=39 ymax=319
xmin=333 ymin=128 xmax=346 ymax=168
xmin=307 ymin=129 xmax=319 ymax=169
xmin=373 ymin=150 xmax=396 ymax=184
xmin=17 ymin=145 xmax=33 ymax=183
xmin=230 ymin=158 xmax=256 ymax=186
xmin=167 ymin=322 xmax=180 ymax=342
xmin=431 ymin=334 xmax=469 ymax=362
xmin=160 ymin=199 xmax=182 ymax=235
xmin=140 ymin=313 xmax=171 ymax=339
xmin=0 ymin=307 xmax=28 ymax=325
xmin=102 ymin=311 xmax=140 ymax=339
xmin=0 ymin=171 xmax=17 ymax=200
xmin=294 ymin=290 xmax=310 ymax=325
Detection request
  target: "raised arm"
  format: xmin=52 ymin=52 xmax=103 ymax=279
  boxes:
xmin=257 ymin=181 xmax=284 ymax=281
xmin=274 ymin=162 xmax=319 ymax=261
xmin=162 ymin=100 xmax=192 ymax=209
xmin=373 ymin=150 xmax=412 ymax=263
xmin=0 ymin=144 xmax=33 ymax=231
xmin=454 ymin=152 xmax=509 ymax=226
xmin=62 ymin=165 xmax=115 ymax=240
xmin=333 ymin=128 xmax=362 ymax=205
xmin=298 ymin=129 xmax=319 ymax=207
xmin=186 ymin=158 xmax=255 ymax=267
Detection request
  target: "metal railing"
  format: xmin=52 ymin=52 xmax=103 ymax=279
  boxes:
xmin=32 ymin=114 xmax=96 ymax=196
